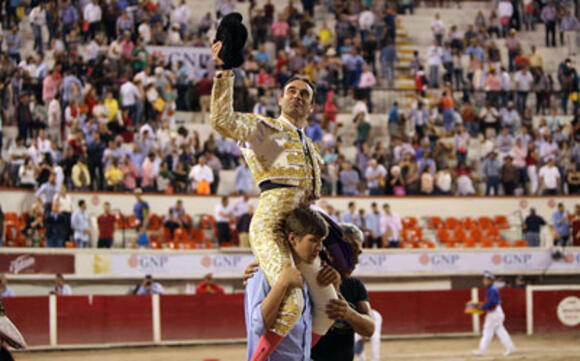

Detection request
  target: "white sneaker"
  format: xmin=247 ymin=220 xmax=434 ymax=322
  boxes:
xmin=472 ymin=350 xmax=485 ymax=356
xmin=503 ymin=348 xmax=517 ymax=356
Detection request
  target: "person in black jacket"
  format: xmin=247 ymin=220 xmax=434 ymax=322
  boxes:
xmin=44 ymin=202 xmax=69 ymax=247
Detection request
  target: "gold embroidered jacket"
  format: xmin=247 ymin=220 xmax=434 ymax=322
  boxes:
xmin=210 ymin=74 xmax=322 ymax=199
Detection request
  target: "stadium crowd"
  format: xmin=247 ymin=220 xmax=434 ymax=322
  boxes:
xmin=0 ymin=0 xmax=579 ymax=203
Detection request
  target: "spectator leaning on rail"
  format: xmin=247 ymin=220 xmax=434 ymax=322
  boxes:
xmin=552 ymin=202 xmax=570 ymax=247
xmin=135 ymin=275 xmax=165 ymax=295
xmin=523 ymin=208 xmax=546 ymax=247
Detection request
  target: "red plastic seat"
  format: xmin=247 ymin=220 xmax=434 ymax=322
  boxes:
xmin=437 ymin=229 xmax=451 ymax=243
xmin=494 ymin=215 xmax=509 ymax=230
xmin=514 ymin=239 xmax=527 ymax=247
xmin=430 ymin=216 xmax=443 ymax=230
xmin=445 ymin=217 xmax=460 ymax=230
xmin=402 ymin=217 xmax=418 ymax=229
xmin=452 ymin=227 xmax=466 ymax=243
xmin=478 ymin=216 xmax=493 ymax=230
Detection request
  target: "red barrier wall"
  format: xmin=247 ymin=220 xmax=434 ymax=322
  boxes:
xmin=368 ymin=290 xmax=473 ymax=334
xmin=2 ymin=288 xmax=577 ymax=347
xmin=160 ymin=294 xmax=245 ymax=340
xmin=2 ymin=297 xmax=49 ymax=346
xmin=533 ymin=290 xmax=580 ymax=333
xmin=477 ymin=288 xmax=526 ymax=333
xmin=57 ymin=295 xmax=153 ymax=344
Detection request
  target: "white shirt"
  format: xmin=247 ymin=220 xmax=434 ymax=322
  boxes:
xmin=83 ymin=2 xmax=102 ymax=23
xmin=428 ymin=45 xmax=442 ymax=66
xmin=233 ymin=198 xmax=252 ymax=217
xmin=352 ymin=100 xmax=369 ymax=122
xmin=431 ymin=19 xmax=444 ymax=35
xmin=188 ymin=164 xmax=214 ymax=184
xmin=86 ymin=40 xmax=100 ymax=60
xmin=539 ymin=141 xmax=558 ymax=162
xmin=514 ymin=71 xmax=534 ymax=91
xmin=359 ymin=10 xmax=375 ymax=30
xmin=436 ymin=171 xmax=452 ymax=191
xmin=108 ymin=40 xmax=122 ymax=60
xmin=539 ymin=165 xmax=560 ymax=189
xmin=37 ymin=137 xmax=51 ymax=154
xmin=214 ymin=202 xmax=234 ymax=223
xmin=172 ymin=4 xmax=190 ymax=25
xmin=48 ymin=98 xmax=61 ymax=129
xmin=55 ymin=284 xmax=72 ymax=295
xmin=138 ymin=22 xmax=151 ymax=44
xmin=30 ymin=6 xmax=46 ymax=26
xmin=120 ymin=81 xmax=142 ymax=106
xmin=498 ymin=1 xmax=514 ymax=18
xmin=380 ymin=212 xmax=402 ymax=240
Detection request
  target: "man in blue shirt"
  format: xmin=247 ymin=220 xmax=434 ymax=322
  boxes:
xmin=306 ymin=118 xmax=323 ymax=144
xmin=552 ymin=203 xmax=570 ymax=246
xmin=245 ymin=207 xmax=337 ymax=361
xmin=473 ymin=271 xmax=516 ymax=356
xmin=133 ymin=188 xmax=150 ymax=228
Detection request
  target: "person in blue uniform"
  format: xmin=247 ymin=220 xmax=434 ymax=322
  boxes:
xmin=473 ymin=271 xmax=516 ymax=356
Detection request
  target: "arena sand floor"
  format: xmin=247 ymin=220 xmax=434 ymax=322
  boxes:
xmin=15 ymin=333 xmax=580 ymax=361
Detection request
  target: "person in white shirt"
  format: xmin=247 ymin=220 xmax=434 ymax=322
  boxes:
xmin=52 ymin=274 xmax=72 ymax=295
xmin=83 ymin=0 xmax=102 ymax=40
xmin=37 ymin=129 xmax=52 ymax=155
xmin=427 ymin=40 xmax=443 ymax=88
xmin=539 ymin=157 xmax=560 ymax=195
xmin=539 ymin=134 xmax=559 ymax=163
xmin=188 ymin=156 xmax=214 ymax=193
xmin=365 ymin=159 xmax=387 ymax=195
xmin=120 ymin=79 xmax=143 ymax=125
xmin=431 ymin=13 xmax=445 ymax=45
xmin=171 ymin=0 xmax=190 ymax=36
xmin=47 ymin=95 xmax=62 ymax=145
xmin=380 ymin=204 xmax=402 ymax=248
xmin=497 ymin=0 xmax=514 ymax=36
xmin=513 ymin=67 xmax=535 ymax=113
xmin=214 ymin=196 xmax=234 ymax=245
xmin=358 ymin=8 xmax=375 ymax=42
xmin=138 ymin=20 xmax=152 ymax=44
xmin=352 ymin=99 xmax=370 ymax=123
xmin=435 ymin=166 xmax=453 ymax=195
xmin=29 ymin=3 xmax=46 ymax=54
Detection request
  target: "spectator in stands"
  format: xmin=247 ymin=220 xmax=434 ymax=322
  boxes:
xmin=380 ymin=204 xmax=402 ymax=248
xmin=44 ymin=202 xmax=68 ymax=248
xmin=483 ymin=151 xmax=501 ymax=195
xmin=22 ymin=204 xmax=44 ymax=247
xmin=434 ymin=166 xmax=453 ymax=195
xmin=0 ymin=275 xmax=14 ymax=297
xmin=523 ymin=208 xmax=546 ymax=247
xmin=552 ymin=203 xmax=570 ymax=246
xmin=500 ymin=156 xmax=519 ymax=195
xmin=196 ymin=273 xmax=225 ymax=295
xmin=572 ymin=205 xmax=580 ymax=246
xmin=97 ymin=202 xmax=116 ymax=249
xmin=365 ymin=159 xmax=387 ymax=195
xmin=428 ymin=40 xmax=442 ymax=88
xmin=214 ymin=196 xmax=234 ymax=246
xmin=189 ymin=155 xmax=213 ymax=195
xmin=541 ymin=1 xmax=558 ymax=48
xmin=567 ymin=163 xmax=580 ymax=194
xmin=235 ymin=197 xmax=253 ymax=248
xmin=235 ymin=159 xmax=254 ymax=195
xmin=35 ymin=173 xmax=59 ymax=213
xmin=340 ymin=162 xmax=360 ymax=196
xmin=133 ymin=188 xmax=150 ymax=229
xmin=341 ymin=202 xmax=362 ymax=227
xmin=71 ymin=199 xmax=90 ymax=248
xmin=164 ymin=200 xmax=190 ymax=238
xmin=539 ymin=158 xmax=560 ymax=195
xmin=135 ymin=275 xmax=164 ymax=295
xmin=52 ymin=274 xmax=72 ymax=295
xmin=72 ymin=157 xmax=91 ymax=190
xmin=365 ymin=203 xmax=383 ymax=248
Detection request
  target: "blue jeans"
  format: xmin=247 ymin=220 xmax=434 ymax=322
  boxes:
xmin=429 ymin=65 xmax=439 ymax=88
xmin=443 ymin=109 xmax=455 ymax=132
xmin=525 ymin=232 xmax=540 ymax=247
xmin=33 ymin=25 xmax=43 ymax=54
xmin=485 ymin=176 xmax=500 ymax=195
xmin=75 ymin=238 xmax=89 ymax=248
xmin=46 ymin=235 xmax=65 ymax=248
xmin=465 ymin=121 xmax=479 ymax=137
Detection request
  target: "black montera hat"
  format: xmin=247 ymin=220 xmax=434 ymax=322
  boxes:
xmin=214 ymin=13 xmax=248 ymax=70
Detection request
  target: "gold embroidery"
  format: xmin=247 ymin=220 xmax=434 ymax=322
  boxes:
xmin=286 ymin=153 xmax=305 ymax=164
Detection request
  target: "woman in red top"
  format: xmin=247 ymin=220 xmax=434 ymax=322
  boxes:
xmin=323 ymin=90 xmax=338 ymax=126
